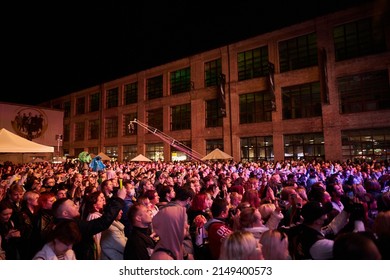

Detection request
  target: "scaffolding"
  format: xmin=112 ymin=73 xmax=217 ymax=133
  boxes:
xmin=128 ymin=118 xmax=205 ymax=163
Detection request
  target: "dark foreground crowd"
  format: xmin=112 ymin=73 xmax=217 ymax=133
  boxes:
xmin=0 ymin=158 xmax=389 ymax=260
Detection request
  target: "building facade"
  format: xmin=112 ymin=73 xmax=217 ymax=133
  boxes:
xmin=41 ymin=2 xmax=390 ymax=163
xmin=0 ymin=102 xmax=64 ymax=163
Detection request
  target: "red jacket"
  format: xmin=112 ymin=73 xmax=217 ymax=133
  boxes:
xmin=206 ymin=219 xmax=232 ymax=259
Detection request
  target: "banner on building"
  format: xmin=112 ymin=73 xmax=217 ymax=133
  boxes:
xmin=217 ymin=73 xmax=227 ymax=117
xmin=267 ymin=61 xmax=276 ymax=111
xmin=318 ymin=47 xmax=330 ymax=104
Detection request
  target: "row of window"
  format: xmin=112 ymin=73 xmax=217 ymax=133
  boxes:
xmin=70 ymin=128 xmax=389 ymax=162
xmin=65 ymin=67 xmax=390 ymax=144
xmin=56 ymin=16 xmax=387 ymax=119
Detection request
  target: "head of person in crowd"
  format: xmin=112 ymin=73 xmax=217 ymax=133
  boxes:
xmin=301 ymin=201 xmax=332 ymax=228
xmin=239 ymin=207 xmax=264 ymax=229
xmin=99 ymin=179 xmax=114 ymax=199
xmin=123 ymin=180 xmax=136 ymax=199
xmin=219 ymin=231 xmax=263 ymax=260
xmin=259 ymin=203 xmax=276 ymax=223
xmin=38 ymin=191 xmax=56 ymax=210
xmin=241 ymin=189 xmax=261 ymax=209
xmin=151 ymin=202 xmax=188 ymax=260
xmin=128 ymin=203 xmax=153 ymax=229
xmin=172 ymin=186 xmax=195 ymax=209
xmin=190 ymin=192 xmax=213 ymax=212
xmin=85 ymin=191 xmax=106 ymax=215
xmin=22 ymin=190 xmax=40 ymax=213
xmin=333 ymin=232 xmax=381 ymax=260
xmin=373 ymin=210 xmax=390 ymax=238
xmin=0 ymin=200 xmax=13 ymax=224
xmin=33 ymin=220 xmax=82 ymax=260
xmin=41 ymin=176 xmax=56 ymax=192
xmin=7 ymin=183 xmax=24 ymax=206
xmin=52 ymin=198 xmax=81 ymax=219
xmin=55 ymin=184 xmax=68 ymax=200
xmin=158 ymin=184 xmax=175 ymax=203
xmin=308 ymin=184 xmax=331 ymax=204
xmin=260 ymin=229 xmax=290 ymax=260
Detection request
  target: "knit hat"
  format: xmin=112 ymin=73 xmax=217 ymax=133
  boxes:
xmin=301 ymin=201 xmax=332 ymax=224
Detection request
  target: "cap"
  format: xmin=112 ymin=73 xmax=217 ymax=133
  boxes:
xmin=301 ymin=201 xmax=332 ymax=224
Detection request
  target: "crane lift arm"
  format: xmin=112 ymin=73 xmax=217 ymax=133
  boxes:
xmin=128 ymin=118 xmax=206 ymax=163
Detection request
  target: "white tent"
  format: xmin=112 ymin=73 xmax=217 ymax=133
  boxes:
xmin=96 ymin=152 xmax=111 ymax=161
xmin=201 ymin=148 xmax=233 ymax=161
xmin=130 ymin=154 xmax=152 ymax=162
xmin=0 ymin=128 xmax=54 ymax=153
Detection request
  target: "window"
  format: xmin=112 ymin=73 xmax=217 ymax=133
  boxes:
xmin=124 ymin=82 xmax=138 ymax=105
xmin=105 ymin=117 xmax=118 ymax=138
xmin=74 ymin=122 xmax=85 ymax=141
xmin=206 ymin=99 xmax=223 ymax=127
xmin=146 ymin=143 xmax=164 ymax=161
xmin=241 ymin=136 xmax=274 ymax=161
xmin=104 ymin=146 xmax=118 ymax=160
xmin=206 ymin=139 xmax=223 ymax=155
xmin=64 ymin=124 xmax=70 ymax=142
xmin=284 ymin=133 xmax=324 ymax=161
xmin=88 ymin=147 xmax=98 ymax=156
xmin=282 ymin=82 xmax=322 ymax=119
xmin=147 ymin=108 xmax=163 ymax=131
xmin=239 ymin=91 xmax=273 ymax=124
xmin=88 ymin=119 xmax=100 ymax=140
xmin=342 ymin=128 xmax=390 ymax=162
xmin=279 ymin=33 xmax=317 ymax=72
xmin=90 ymin=92 xmax=100 ymax=112
xmin=124 ymin=113 xmax=137 ymax=136
xmin=338 ymin=70 xmax=390 ymax=114
xmin=76 ymin=97 xmax=85 ymax=115
xmin=74 ymin=148 xmax=85 ymax=158
xmin=147 ymin=75 xmax=163 ymax=100
xmin=106 ymin=87 xmax=119 ymax=108
xmin=237 ymin=46 xmax=269 ymax=81
xmin=171 ymin=67 xmax=191 ymax=95
xmin=205 ymin=59 xmax=222 ymax=87
xmin=123 ymin=144 xmax=138 ymax=161
xmin=333 ymin=17 xmax=386 ymax=62
xmin=63 ymin=101 xmax=71 ymax=118
xmin=171 ymin=104 xmax=191 ymax=131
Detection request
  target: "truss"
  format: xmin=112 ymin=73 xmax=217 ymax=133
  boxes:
xmin=128 ymin=118 xmax=205 ymax=163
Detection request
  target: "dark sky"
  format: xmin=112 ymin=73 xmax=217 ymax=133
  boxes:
xmin=1 ymin=0 xmax=374 ymax=106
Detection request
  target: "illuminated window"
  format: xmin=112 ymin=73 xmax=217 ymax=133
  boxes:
xmin=170 ymin=67 xmax=191 ymax=95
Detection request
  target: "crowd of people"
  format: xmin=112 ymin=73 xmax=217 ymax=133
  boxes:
xmin=0 ymin=157 xmax=389 ymax=260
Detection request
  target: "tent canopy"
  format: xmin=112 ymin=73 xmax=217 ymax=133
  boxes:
xmin=96 ymin=152 xmax=111 ymax=161
xmin=201 ymin=148 xmax=233 ymax=161
xmin=0 ymin=128 xmax=54 ymax=153
xmin=130 ymin=154 xmax=152 ymax=162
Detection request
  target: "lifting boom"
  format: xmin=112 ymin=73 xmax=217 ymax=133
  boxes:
xmin=128 ymin=118 xmax=206 ymax=163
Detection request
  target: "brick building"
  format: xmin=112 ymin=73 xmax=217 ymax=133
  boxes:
xmin=41 ymin=2 xmax=390 ymax=162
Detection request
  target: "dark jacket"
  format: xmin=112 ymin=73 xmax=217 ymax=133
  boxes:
xmin=123 ymin=226 xmax=155 ymax=260
xmin=52 ymin=196 xmax=124 ymax=260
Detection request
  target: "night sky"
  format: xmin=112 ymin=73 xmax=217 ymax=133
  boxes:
xmin=0 ymin=0 xmax=374 ymax=106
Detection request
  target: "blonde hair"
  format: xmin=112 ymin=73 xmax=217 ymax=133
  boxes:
xmin=259 ymin=203 xmax=275 ymax=221
xmin=260 ymin=229 xmax=290 ymax=260
xmin=220 ymin=231 xmax=262 ymax=260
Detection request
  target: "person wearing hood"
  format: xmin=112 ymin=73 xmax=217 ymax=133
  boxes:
xmin=150 ymin=201 xmax=188 ymax=260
